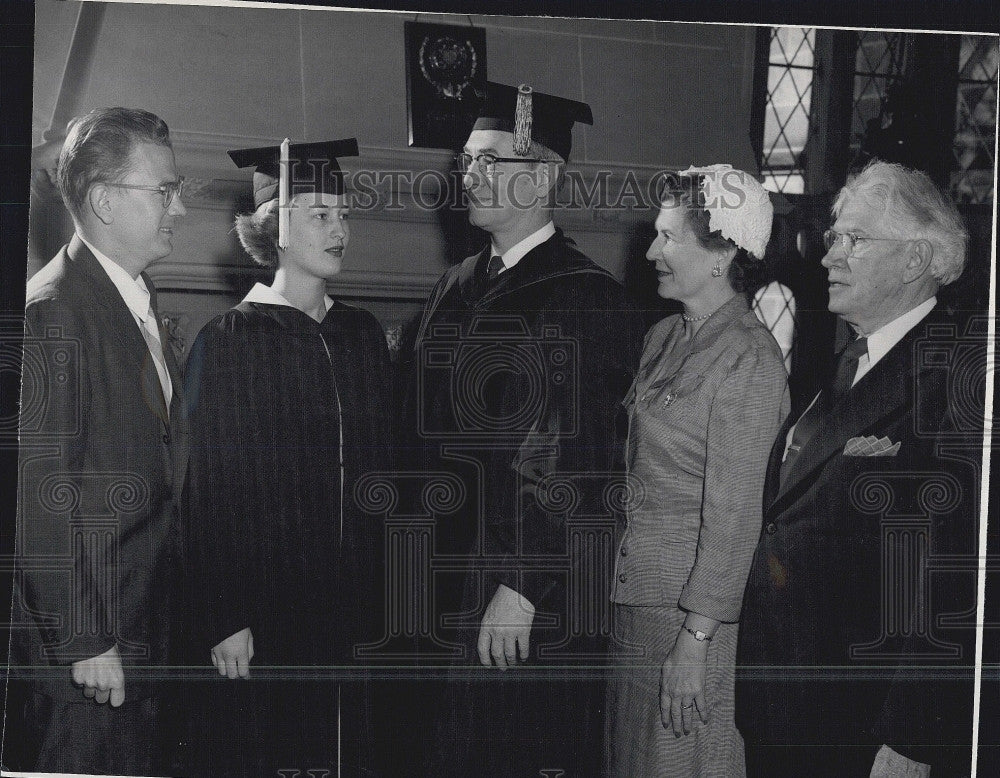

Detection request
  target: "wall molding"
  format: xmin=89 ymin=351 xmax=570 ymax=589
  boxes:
xmin=31 ymin=130 xmax=658 ymax=300
xmin=148 ymin=261 xmax=440 ymax=300
xmin=171 ymin=131 xmax=662 ymax=236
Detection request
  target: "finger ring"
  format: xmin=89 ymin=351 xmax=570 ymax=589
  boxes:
xmin=682 ymin=703 xmax=693 ymax=708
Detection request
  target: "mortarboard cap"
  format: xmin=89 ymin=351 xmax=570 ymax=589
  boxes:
xmin=472 ymin=82 xmax=593 ymax=162
xmin=228 ymin=138 xmax=359 ymax=208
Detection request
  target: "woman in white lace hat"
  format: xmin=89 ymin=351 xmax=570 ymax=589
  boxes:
xmin=607 ymin=165 xmax=789 ymax=777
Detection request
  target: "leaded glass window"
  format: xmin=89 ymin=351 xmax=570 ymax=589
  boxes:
xmin=760 ymin=27 xmax=816 ymax=194
xmin=951 ymin=35 xmax=998 ymax=204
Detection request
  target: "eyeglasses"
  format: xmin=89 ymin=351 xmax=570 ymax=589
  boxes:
xmin=823 ymin=229 xmax=909 ymax=257
xmin=456 ymin=153 xmax=547 ymax=178
xmin=109 ymin=177 xmax=185 ymax=209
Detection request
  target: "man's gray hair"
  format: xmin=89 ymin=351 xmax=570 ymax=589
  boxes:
xmin=833 ymin=161 xmax=968 ymax=286
xmin=528 ymin=140 xmax=564 ymax=164
xmin=527 ymin=139 xmax=566 ymax=196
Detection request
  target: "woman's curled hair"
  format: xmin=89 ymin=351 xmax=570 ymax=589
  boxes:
xmin=235 ymin=199 xmax=280 ymax=268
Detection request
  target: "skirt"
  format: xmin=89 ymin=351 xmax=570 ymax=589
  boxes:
xmin=605 ymin=604 xmax=746 ymax=778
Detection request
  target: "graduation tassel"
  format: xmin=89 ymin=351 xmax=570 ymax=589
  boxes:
xmin=513 ymin=84 xmax=533 ymax=157
xmin=278 ymin=137 xmax=290 ymax=249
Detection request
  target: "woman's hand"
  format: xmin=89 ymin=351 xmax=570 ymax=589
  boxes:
xmin=659 ymin=628 xmax=711 ymax=736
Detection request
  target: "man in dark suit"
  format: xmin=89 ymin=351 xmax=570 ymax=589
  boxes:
xmin=737 ymin=161 xmax=984 ymax=777
xmin=4 ymin=107 xmax=189 ymax=774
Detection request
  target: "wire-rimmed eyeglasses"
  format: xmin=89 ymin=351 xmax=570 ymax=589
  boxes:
xmin=109 ymin=176 xmax=185 ymax=209
xmin=456 ymin=153 xmax=546 ymax=178
xmin=823 ymin=229 xmax=910 ymax=257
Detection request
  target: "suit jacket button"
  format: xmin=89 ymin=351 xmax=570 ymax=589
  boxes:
xmin=618 ymin=573 xmax=627 ymax=583
xmin=620 ymin=545 xmax=628 ymax=556
xmin=765 ymin=522 xmax=777 ymax=535
xmin=162 ymin=433 xmax=171 ymax=445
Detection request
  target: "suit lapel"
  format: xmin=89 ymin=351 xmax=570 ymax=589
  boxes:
xmin=763 ymin=413 xmax=795 ymax=508
xmin=67 ymin=236 xmax=171 ymax=424
xmin=766 ymin=319 xmax=920 ymax=516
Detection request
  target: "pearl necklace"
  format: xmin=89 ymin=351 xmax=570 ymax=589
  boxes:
xmin=682 ymin=296 xmax=734 ymax=324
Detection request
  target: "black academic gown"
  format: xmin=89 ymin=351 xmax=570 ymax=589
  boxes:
xmin=181 ymin=298 xmax=391 ymax=777
xmin=399 ymin=230 xmax=639 ymax=778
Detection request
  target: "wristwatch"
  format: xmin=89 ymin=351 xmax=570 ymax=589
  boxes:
xmin=683 ymin=626 xmax=712 ymax=642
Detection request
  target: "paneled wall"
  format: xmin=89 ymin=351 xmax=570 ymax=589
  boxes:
xmin=30 ymin=1 xmax=760 ymax=356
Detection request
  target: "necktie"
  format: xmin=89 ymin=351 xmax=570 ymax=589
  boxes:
xmin=780 ymin=336 xmax=868 ymax=484
xmin=487 ymin=254 xmax=504 ymax=281
xmin=140 ymin=301 xmax=173 ymax=414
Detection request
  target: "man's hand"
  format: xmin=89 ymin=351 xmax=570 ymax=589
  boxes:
xmin=211 ymin=627 xmax=254 ymax=679
xmin=869 ymin=745 xmax=931 ymax=777
xmin=71 ymin=644 xmax=125 ymax=707
xmin=477 ymin=584 xmax=535 ymax=669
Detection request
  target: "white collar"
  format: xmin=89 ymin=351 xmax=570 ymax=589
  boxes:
xmin=863 ymin=296 xmax=937 ymax=369
xmin=79 ymin=233 xmax=152 ymax=323
xmin=242 ymin=282 xmax=334 ymax=313
xmin=491 ymin=221 xmax=556 ymax=274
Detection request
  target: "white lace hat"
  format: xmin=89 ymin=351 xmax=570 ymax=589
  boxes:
xmin=679 ymin=164 xmax=773 ymax=260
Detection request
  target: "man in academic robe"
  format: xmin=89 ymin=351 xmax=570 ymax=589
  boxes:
xmin=737 ymin=161 xmax=984 ymax=778
xmin=400 ymin=81 xmax=638 ymax=777
xmin=5 ymin=107 xmax=190 ymax=774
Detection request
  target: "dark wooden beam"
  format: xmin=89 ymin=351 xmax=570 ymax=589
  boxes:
xmin=908 ymin=34 xmax=962 ymax=190
xmin=748 ymin=26 xmax=772 ymax=176
xmin=805 ymin=30 xmax=856 ymax=195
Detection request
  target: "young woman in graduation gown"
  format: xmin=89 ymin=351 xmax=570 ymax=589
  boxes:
xmin=181 ymin=140 xmax=391 ymax=777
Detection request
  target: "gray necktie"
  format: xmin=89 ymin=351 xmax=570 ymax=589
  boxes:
xmin=140 ymin=301 xmax=172 ymax=414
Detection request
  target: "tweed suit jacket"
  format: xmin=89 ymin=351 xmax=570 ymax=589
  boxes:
xmin=736 ymin=302 xmax=983 ymax=775
xmin=612 ymin=294 xmax=789 ymax=622
xmin=12 ymin=234 xmax=190 ymax=702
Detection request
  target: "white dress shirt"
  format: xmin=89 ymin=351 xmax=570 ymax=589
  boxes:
xmin=80 ymin=234 xmax=173 ymax=409
xmin=851 ymin=296 xmax=936 ymax=385
xmin=490 ymin=221 xmax=557 ymax=275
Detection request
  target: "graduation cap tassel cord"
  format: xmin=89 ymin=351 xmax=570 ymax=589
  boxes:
xmin=473 ymin=81 xmax=592 ymax=163
xmin=513 ymin=84 xmax=533 ymax=157
xmin=278 ymin=137 xmax=290 ymax=249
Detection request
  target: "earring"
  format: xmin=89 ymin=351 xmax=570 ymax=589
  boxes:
xmin=711 ymin=263 xmax=723 ymax=277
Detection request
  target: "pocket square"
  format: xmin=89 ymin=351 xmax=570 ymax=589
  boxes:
xmin=844 ymin=435 xmax=901 ymax=457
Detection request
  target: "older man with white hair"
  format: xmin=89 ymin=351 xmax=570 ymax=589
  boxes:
xmin=737 ymin=161 xmax=983 ymax=778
